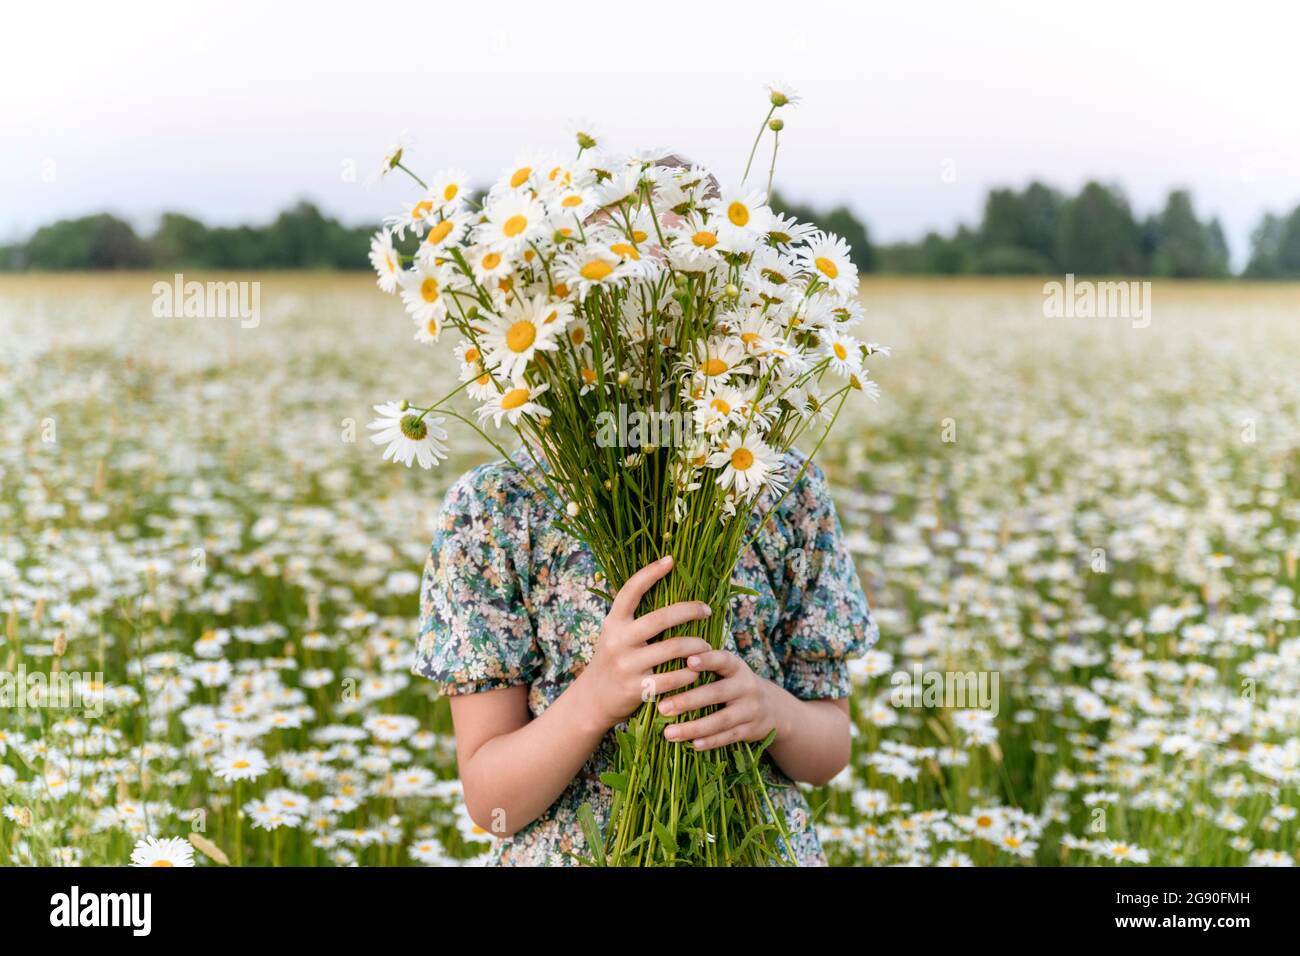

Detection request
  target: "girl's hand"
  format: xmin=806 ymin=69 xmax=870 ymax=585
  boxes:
xmin=657 ymin=650 xmax=783 ymax=751
xmin=577 ymin=555 xmax=714 ymax=731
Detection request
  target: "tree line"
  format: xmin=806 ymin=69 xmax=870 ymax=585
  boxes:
xmin=780 ymin=182 xmax=1296 ymax=278
xmin=4 ymin=185 xmax=1300 ymax=277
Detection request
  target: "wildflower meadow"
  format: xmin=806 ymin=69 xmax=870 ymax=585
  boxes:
xmin=1 ymin=273 xmax=1297 ymax=867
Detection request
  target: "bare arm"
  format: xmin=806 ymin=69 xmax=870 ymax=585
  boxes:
xmin=450 ymin=556 xmax=714 ymax=836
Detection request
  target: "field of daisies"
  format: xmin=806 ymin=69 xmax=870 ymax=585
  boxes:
xmin=1 ymin=273 xmax=1297 ymax=867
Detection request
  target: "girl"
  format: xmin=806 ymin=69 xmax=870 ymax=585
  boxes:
xmin=413 ymin=445 xmax=877 ymax=865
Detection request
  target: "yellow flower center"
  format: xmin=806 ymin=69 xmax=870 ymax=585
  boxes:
xmin=384 ymin=255 xmax=396 ymax=273
xmin=426 ymin=219 xmax=454 ymax=244
xmin=561 ymin=194 xmax=583 ymax=208
xmin=420 ymin=278 xmax=440 ymax=302
xmin=833 ymin=342 xmax=847 ymax=360
xmin=506 ymin=320 xmax=536 ymax=353
xmin=463 ymin=347 xmax=480 ymax=363
xmin=580 ymin=259 xmax=613 ymax=281
xmin=700 ymin=358 xmax=728 ymax=376
xmin=570 ymin=327 xmax=586 ymax=345
xmin=480 ymin=252 xmax=502 ymax=270
xmin=580 ymin=368 xmax=597 ymax=384
xmin=510 ymin=167 xmax=531 ymax=188
xmin=710 ymin=398 xmax=732 ymax=415
xmin=425 ymin=317 xmax=439 ymax=337
xmin=554 ymin=282 xmax=570 ymax=297
xmin=443 ymin=183 xmax=459 ymax=201
xmin=730 ymin=448 xmax=754 ymax=471
xmin=975 ymin=815 xmax=993 ymax=828
xmin=815 ymin=256 xmax=839 ymax=279
xmin=610 ymin=242 xmax=639 ymax=260
xmin=412 ymin=200 xmax=433 ymax=220
xmin=631 ymin=229 xmax=648 ymax=242
xmin=692 ymin=231 xmax=717 ymax=249
xmin=501 ymin=387 xmax=530 ymax=410
xmin=476 ymin=373 xmax=491 ymax=386
xmin=503 ymin=215 xmax=528 ymax=238
xmin=151 ymin=860 xmax=175 ymax=867
xmin=231 ymin=760 xmax=250 ymax=770
xmin=728 ymin=202 xmax=750 ymax=227
xmin=1112 ymin=845 xmax=1130 ymax=856
xmin=740 ymin=332 xmax=761 ymax=345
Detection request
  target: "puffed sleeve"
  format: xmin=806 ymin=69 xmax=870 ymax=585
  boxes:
xmin=412 ymin=463 xmax=541 ymax=695
xmin=774 ymin=457 xmax=878 ymax=699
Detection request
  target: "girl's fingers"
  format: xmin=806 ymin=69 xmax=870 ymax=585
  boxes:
xmin=664 ymin=707 xmax=738 ymax=743
xmin=643 ymin=666 xmax=701 ymax=700
xmin=657 ymin=676 xmax=737 ymax=716
xmin=685 ymin=649 xmax=741 ymax=677
xmin=690 ymin=724 xmax=754 ymax=752
xmin=636 ymin=636 xmax=712 ymax=670
xmin=610 ymin=555 xmax=674 ymax=620
xmin=632 ymin=600 xmax=712 ymax=641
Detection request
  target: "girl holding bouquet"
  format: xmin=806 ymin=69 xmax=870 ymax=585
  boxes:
xmin=414 ymin=448 xmax=876 ymax=865
xmin=370 ymin=92 xmax=883 ymax=864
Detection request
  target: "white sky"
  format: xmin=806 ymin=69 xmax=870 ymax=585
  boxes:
xmin=4 ymin=0 xmax=1299 ymax=268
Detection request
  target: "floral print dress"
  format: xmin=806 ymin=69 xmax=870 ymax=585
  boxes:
xmin=413 ymin=448 xmax=877 ymax=866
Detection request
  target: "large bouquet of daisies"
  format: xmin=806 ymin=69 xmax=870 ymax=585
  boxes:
xmin=366 ymin=86 xmax=881 ymax=865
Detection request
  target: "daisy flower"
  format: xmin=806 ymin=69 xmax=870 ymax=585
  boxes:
xmin=707 ymin=433 xmax=784 ymax=499
xmin=1099 ymin=841 xmax=1151 ymax=864
xmin=417 ymin=211 xmax=470 ymax=259
xmin=767 ymin=212 xmax=818 ymax=246
xmin=427 ymin=167 xmax=469 ymax=210
xmin=478 ymin=191 xmax=547 ymax=254
xmin=764 ymin=80 xmax=802 ymax=108
xmin=554 ymin=248 xmax=624 ymax=299
xmin=454 ymin=341 xmax=485 ymax=380
xmin=368 ymin=230 xmax=402 ymax=294
xmin=676 ymin=220 xmax=724 ymax=263
xmin=799 ymin=231 xmax=859 ymax=297
xmin=690 ymin=335 xmax=750 ymax=384
xmin=398 ymin=261 xmax=452 ymax=337
xmin=367 ymin=402 xmax=450 ymax=469
xmin=409 ymin=839 xmax=449 ymax=866
xmin=479 ymin=293 xmax=567 ymax=378
xmin=565 ymin=317 xmax=592 ymax=350
xmin=367 ymin=132 xmax=413 ymax=188
xmin=710 ymin=188 xmax=773 ymax=252
xmin=568 ymin=116 xmax=605 ymax=153
xmin=495 ymin=150 xmax=553 ymax=194
xmin=477 ymin=378 xmax=550 ymax=428
xmin=130 ymin=836 xmax=195 ymax=868
xmin=592 ymin=163 xmax=643 ymax=209
xmin=364 ymin=713 xmax=420 ymax=743
xmin=726 ymin=308 xmax=785 ymax=357
xmin=548 ymin=185 xmax=598 ymax=222
xmin=211 ymin=746 xmax=270 ymax=783
xmin=468 ymin=245 xmax=513 ymax=286
xmin=820 ymin=329 xmax=863 ymax=377
xmin=692 ymin=384 xmax=753 ymax=434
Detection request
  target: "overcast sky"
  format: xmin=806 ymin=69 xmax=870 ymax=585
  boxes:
xmin=4 ymin=0 xmax=1299 ymax=268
